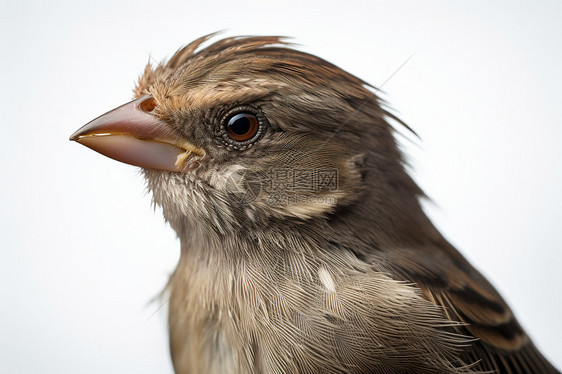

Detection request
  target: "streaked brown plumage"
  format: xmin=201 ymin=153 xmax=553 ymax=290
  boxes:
xmin=71 ymin=34 xmax=559 ymax=373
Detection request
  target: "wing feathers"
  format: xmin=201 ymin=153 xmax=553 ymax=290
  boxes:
xmin=367 ymin=243 xmax=559 ymax=373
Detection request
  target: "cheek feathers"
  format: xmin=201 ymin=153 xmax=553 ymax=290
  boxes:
xmin=244 ymin=138 xmax=364 ymax=220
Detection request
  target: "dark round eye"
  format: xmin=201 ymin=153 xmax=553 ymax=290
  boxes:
xmin=226 ymin=113 xmax=259 ymax=142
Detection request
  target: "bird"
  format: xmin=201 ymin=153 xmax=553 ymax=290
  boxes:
xmin=70 ymin=34 xmax=559 ymax=374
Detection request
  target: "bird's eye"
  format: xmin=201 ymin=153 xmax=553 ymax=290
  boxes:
xmin=219 ymin=106 xmax=267 ymax=149
xmin=226 ymin=113 xmax=259 ymax=142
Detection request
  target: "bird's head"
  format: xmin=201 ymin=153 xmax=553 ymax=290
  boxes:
xmin=71 ymin=35 xmax=423 ymax=246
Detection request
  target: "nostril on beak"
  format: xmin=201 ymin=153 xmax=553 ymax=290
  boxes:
xmin=139 ymin=96 xmax=157 ymax=113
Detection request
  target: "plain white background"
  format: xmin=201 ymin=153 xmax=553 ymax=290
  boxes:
xmin=1 ymin=0 xmax=560 ymax=372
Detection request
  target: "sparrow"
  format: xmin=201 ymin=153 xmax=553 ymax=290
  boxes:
xmin=70 ymin=34 xmax=559 ymax=374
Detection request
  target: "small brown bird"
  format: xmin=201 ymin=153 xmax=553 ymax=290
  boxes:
xmin=70 ymin=35 xmax=558 ymax=373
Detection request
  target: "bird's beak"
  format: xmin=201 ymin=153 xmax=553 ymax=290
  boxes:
xmin=69 ymin=95 xmax=204 ymax=172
